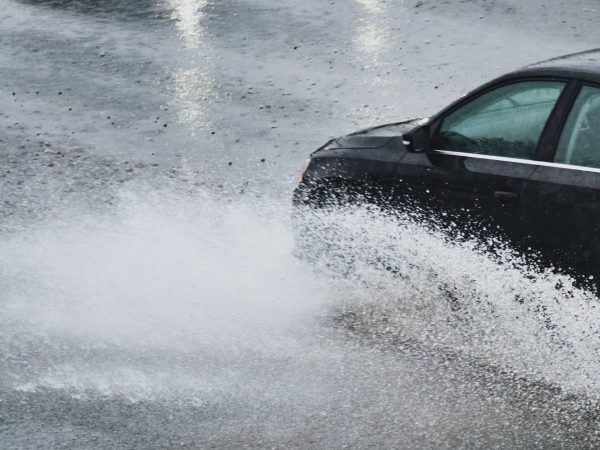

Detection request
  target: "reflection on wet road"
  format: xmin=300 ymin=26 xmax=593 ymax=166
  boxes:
xmin=167 ymin=0 xmax=208 ymax=48
xmin=2 ymin=0 xmax=600 ymax=448
xmin=353 ymin=0 xmax=389 ymax=61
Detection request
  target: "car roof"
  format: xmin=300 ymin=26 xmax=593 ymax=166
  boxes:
xmin=507 ymin=48 xmax=600 ymax=83
xmin=430 ymin=49 xmax=600 ymax=124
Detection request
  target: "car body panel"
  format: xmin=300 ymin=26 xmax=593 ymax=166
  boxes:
xmin=303 ymin=136 xmax=406 ymax=185
xmin=522 ymin=165 xmax=600 ymax=273
xmin=421 ymin=152 xmax=535 ymax=243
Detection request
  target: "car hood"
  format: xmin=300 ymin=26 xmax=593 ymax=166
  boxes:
xmin=312 ymin=117 xmax=426 ymax=155
xmin=349 ymin=117 xmax=427 ymax=137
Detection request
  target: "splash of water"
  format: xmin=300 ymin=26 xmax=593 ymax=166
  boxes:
xmin=296 ymin=204 xmax=600 ymax=398
xmin=0 ymin=187 xmax=333 ymax=400
xmin=2 ymin=184 xmax=600 ymax=404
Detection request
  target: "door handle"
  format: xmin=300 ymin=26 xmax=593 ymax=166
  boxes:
xmin=494 ymin=190 xmax=519 ymax=200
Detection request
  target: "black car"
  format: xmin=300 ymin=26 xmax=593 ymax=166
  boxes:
xmin=294 ymin=49 xmax=600 ymax=283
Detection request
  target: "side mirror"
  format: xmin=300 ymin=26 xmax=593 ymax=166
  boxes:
xmin=402 ymin=124 xmax=431 ymax=153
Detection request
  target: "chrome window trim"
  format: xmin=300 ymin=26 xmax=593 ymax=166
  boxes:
xmin=433 ymin=149 xmax=600 ymax=174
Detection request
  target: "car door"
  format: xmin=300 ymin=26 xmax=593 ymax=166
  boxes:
xmin=521 ymin=84 xmax=600 ymax=279
xmin=397 ymin=79 xmax=568 ymax=247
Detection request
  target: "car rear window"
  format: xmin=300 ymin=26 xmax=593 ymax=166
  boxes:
xmin=555 ymin=85 xmax=600 ymax=169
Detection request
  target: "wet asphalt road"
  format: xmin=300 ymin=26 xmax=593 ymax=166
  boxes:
xmin=3 ymin=0 xmax=600 ymax=448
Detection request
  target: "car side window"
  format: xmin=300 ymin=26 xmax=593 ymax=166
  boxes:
xmin=433 ymin=81 xmax=565 ymax=159
xmin=555 ymin=85 xmax=600 ymax=168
